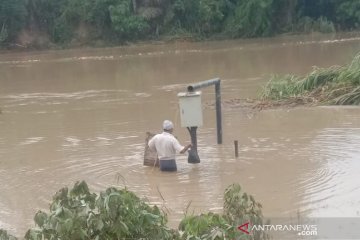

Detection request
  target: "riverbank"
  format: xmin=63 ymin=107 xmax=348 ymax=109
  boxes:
xmin=222 ymin=52 xmax=360 ymax=111
xmin=262 ymin=53 xmax=360 ymax=105
xmin=0 ymin=31 xmax=204 ymax=54
xmin=0 ymin=24 xmax=357 ymax=54
xmin=4 ymin=0 xmax=359 ymax=52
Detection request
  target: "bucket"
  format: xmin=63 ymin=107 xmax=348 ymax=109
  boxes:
xmin=143 ymin=132 xmax=159 ymax=167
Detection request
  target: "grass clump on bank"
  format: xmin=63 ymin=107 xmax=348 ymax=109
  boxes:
xmin=261 ymin=53 xmax=360 ymax=106
xmin=0 ymin=181 xmax=267 ymax=240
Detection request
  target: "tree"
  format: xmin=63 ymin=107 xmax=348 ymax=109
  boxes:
xmin=166 ymin=0 xmax=227 ymax=35
xmin=135 ymin=0 xmax=170 ymax=35
xmin=0 ymin=0 xmax=27 ymax=43
xmin=335 ymin=0 xmax=360 ymax=29
xmin=224 ymin=0 xmax=274 ymax=38
xmin=109 ymin=0 xmax=150 ymax=40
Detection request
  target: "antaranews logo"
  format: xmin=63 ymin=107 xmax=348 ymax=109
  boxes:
xmin=237 ymin=222 xmax=317 ymax=236
xmin=237 ymin=222 xmax=251 ymax=234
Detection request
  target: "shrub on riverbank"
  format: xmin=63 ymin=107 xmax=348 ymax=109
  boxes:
xmin=0 ymin=181 xmax=266 ymax=240
xmin=1 ymin=0 xmax=360 ymax=48
xmin=261 ymin=53 xmax=360 ymax=105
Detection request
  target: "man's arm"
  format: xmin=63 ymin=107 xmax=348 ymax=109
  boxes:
xmin=179 ymin=144 xmax=192 ymax=154
xmin=173 ymin=138 xmax=192 ymax=154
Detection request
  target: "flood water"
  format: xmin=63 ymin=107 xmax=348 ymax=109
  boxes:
xmin=1 ymin=33 xmax=360 ymax=236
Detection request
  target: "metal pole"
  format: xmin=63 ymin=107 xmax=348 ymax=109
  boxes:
xmin=187 ymin=127 xmax=200 ymax=163
xmin=215 ymin=81 xmax=222 ymax=144
xmin=187 ymin=78 xmax=222 ymax=144
xmin=187 ymin=78 xmax=220 ymax=92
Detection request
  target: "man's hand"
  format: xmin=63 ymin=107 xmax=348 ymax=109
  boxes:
xmin=180 ymin=143 xmax=192 ymax=154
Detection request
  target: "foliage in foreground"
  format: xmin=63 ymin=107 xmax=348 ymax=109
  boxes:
xmin=24 ymin=181 xmax=174 ymax=240
xmin=0 ymin=181 xmax=266 ymax=240
xmin=179 ymin=183 xmax=268 ymax=240
xmin=0 ymin=229 xmax=17 ymax=240
xmin=261 ymin=52 xmax=360 ymax=105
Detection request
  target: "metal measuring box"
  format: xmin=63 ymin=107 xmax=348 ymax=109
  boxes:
xmin=177 ymin=91 xmax=203 ymax=128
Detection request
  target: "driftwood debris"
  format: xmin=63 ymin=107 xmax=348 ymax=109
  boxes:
xmin=144 ymin=132 xmax=159 ymax=167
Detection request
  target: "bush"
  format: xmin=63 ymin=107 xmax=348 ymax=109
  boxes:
xmin=24 ymin=181 xmax=174 ymax=240
xmin=0 ymin=0 xmax=27 ymax=43
xmin=261 ymin=52 xmax=360 ymax=105
xmin=179 ymin=183 xmax=268 ymax=240
xmin=335 ymin=0 xmax=360 ymax=30
xmin=0 ymin=23 xmax=8 ymax=45
xmin=296 ymin=16 xmax=335 ymax=33
xmin=224 ymin=0 xmax=274 ymax=38
xmin=109 ymin=0 xmax=150 ymax=40
xmin=1 ymin=181 xmax=267 ymax=240
xmin=0 ymin=229 xmax=17 ymax=240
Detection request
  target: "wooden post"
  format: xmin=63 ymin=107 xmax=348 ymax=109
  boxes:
xmin=234 ymin=140 xmax=239 ymax=158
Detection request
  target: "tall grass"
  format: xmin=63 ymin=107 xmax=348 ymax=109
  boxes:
xmin=334 ymin=86 xmax=360 ymax=105
xmin=261 ymin=53 xmax=360 ymax=105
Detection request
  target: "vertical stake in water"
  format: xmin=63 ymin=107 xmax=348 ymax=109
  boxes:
xmin=215 ymin=81 xmax=222 ymax=144
xmin=234 ymin=140 xmax=239 ymax=158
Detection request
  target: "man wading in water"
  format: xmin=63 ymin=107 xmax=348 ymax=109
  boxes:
xmin=148 ymin=120 xmax=192 ymax=171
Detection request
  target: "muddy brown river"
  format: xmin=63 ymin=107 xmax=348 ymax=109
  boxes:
xmin=1 ymin=33 xmax=360 ymax=236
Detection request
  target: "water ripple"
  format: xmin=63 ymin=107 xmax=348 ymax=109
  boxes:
xmin=298 ymin=128 xmax=360 ymax=216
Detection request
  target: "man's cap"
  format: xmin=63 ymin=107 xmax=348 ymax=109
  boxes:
xmin=163 ymin=120 xmax=174 ymax=130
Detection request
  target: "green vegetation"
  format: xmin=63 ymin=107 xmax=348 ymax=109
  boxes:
xmin=0 ymin=230 xmax=17 ymax=240
xmin=261 ymin=52 xmax=360 ymax=105
xmin=0 ymin=181 xmax=267 ymax=240
xmin=179 ymin=183 xmax=268 ymax=240
xmin=0 ymin=0 xmax=27 ymax=45
xmin=1 ymin=0 xmax=360 ymax=48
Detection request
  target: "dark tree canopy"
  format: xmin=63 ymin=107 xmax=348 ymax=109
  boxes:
xmin=0 ymin=0 xmax=359 ymax=47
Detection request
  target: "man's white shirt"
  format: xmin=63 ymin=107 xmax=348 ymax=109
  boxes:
xmin=148 ymin=132 xmax=184 ymax=160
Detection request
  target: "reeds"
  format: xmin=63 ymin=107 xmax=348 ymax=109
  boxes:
xmin=261 ymin=53 xmax=360 ymax=105
xmin=334 ymin=86 xmax=360 ymax=105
